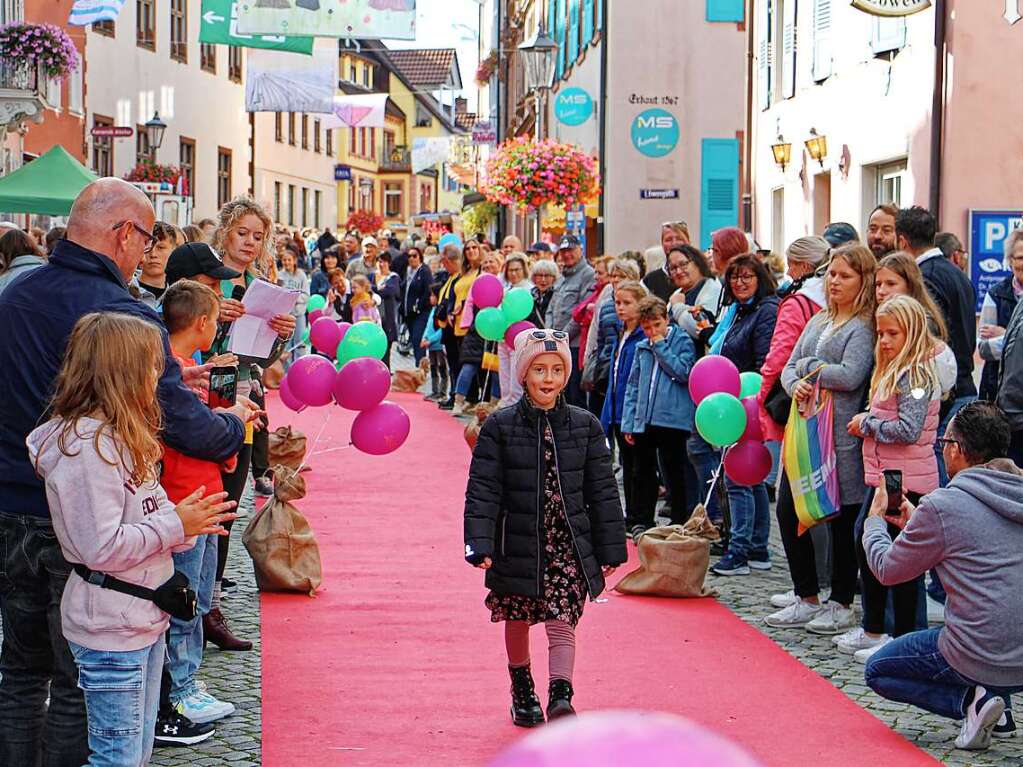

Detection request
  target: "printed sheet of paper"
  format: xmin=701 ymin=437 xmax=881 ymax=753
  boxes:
xmin=228 ymin=279 xmax=300 ymax=359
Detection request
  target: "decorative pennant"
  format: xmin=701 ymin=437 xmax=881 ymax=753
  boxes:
xmin=411 ymin=137 xmax=451 ymax=174
xmin=245 ymin=47 xmax=336 ymax=113
xmin=236 ymin=0 xmax=416 ymax=39
xmin=322 ymin=94 xmax=389 ymax=129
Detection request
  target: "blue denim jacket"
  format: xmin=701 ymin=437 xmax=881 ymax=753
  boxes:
xmin=621 ymin=325 xmax=697 ymax=434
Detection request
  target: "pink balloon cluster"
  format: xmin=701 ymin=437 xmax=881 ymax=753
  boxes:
xmin=309 ymin=317 xmax=350 ymax=359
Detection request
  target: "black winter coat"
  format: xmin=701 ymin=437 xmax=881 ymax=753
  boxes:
xmin=920 ymin=254 xmax=977 ymax=397
xmin=980 ymin=275 xmax=1019 ymax=401
xmin=464 ymin=397 xmax=628 ymax=599
xmin=719 ymin=294 xmax=779 ymax=373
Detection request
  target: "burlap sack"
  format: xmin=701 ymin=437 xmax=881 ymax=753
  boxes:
xmin=262 ymin=360 xmax=285 ymax=390
xmin=268 ymin=426 xmax=306 ymax=471
xmin=242 ymin=467 xmax=321 ymax=595
xmin=613 ymin=505 xmax=718 ymax=598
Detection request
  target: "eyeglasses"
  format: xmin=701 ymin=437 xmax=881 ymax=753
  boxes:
xmin=936 ymin=437 xmax=960 ymax=450
xmin=667 ymin=261 xmax=691 ymax=274
xmin=112 ymin=220 xmax=157 ymax=253
xmin=728 ymin=272 xmax=756 ymax=284
xmin=529 ymin=330 xmax=568 ymax=341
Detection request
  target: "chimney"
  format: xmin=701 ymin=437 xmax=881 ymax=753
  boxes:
xmin=456 ymin=97 xmax=468 ymax=116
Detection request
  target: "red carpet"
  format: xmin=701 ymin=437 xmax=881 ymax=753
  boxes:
xmin=260 ymin=392 xmax=939 ymax=767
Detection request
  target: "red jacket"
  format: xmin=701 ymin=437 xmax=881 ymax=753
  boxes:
xmin=571 ymin=283 xmax=606 ymax=368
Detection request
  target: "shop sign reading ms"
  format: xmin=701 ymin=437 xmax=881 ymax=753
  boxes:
xmin=631 ymin=109 xmax=679 ymax=158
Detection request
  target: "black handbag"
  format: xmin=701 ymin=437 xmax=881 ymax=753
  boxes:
xmin=74 ymin=564 xmax=197 ymax=622
xmin=764 ymin=379 xmax=793 ymax=424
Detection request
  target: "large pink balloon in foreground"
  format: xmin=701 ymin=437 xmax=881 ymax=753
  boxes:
xmin=284 ymin=354 xmax=335 ymax=407
xmin=279 ymin=376 xmax=306 ymax=413
xmin=350 ymin=401 xmax=410 ymax=455
xmin=309 ymin=316 xmax=343 ymax=358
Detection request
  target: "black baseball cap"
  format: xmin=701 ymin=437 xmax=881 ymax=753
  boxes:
xmin=527 ymin=241 xmax=552 ymax=254
xmin=558 ymin=234 xmax=581 ymax=250
xmin=166 ymin=242 xmax=241 ymax=284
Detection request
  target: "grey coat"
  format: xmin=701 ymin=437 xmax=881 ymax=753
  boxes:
xmin=780 ymin=313 xmax=874 ymax=504
xmin=997 ymin=299 xmax=1023 ymax=431
xmin=545 ymin=261 xmax=595 ymax=346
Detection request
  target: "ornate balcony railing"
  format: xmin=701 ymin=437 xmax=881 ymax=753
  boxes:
xmin=0 ymin=59 xmax=47 ymax=131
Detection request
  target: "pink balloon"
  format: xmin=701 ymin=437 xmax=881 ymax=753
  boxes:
xmin=337 ymin=321 xmax=352 ymax=343
xmin=308 ymin=308 xmax=324 ymax=324
xmin=350 ymin=401 xmax=411 ymax=456
xmin=724 ymin=439 xmax=772 ymax=486
xmin=471 ymin=273 xmax=504 ymax=309
xmin=284 ymin=354 xmax=336 ymax=407
xmin=333 ymin=357 xmax=391 ymax=411
xmin=504 ymin=320 xmax=536 ymax=349
xmin=279 ymin=376 xmax=306 ymax=413
xmin=741 ymin=396 xmax=763 ymax=442
xmin=688 ymin=354 xmax=741 ymax=405
xmin=309 ymin=316 xmax=343 ymax=358
xmin=488 ymin=710 xmax=764 ymax=767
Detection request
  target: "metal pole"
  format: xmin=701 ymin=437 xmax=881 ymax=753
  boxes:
xmin=928 ymin=0 xmax=947 ymax=220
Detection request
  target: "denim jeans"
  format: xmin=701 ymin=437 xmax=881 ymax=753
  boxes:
xmin=454 ymin=362 xmax=499 ymax=399
xmin=864 ymin=628 xmax=1021 ymax=720
xmin=765 ymin=439 xmax=781 ymax=488
xmin=408 ymin=312 xmax=429 ymax=365
xmin=166 ymin=534 xmax=217 ymax=704
xmin=723 ymin=478 xmax=770 ymax=561
xmin=686 ymin=433 xmax=721 ymax=520
xmin=69 ymin=636 xmax=164 ymax=767
xmin=0 ymin=511 xmax=90 ymax=767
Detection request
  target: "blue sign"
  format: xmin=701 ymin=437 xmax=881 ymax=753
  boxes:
xmin=334 ymin=164 xmax=352 ymax=182
xmin=630 ymin=108 xmax=679 ymax=158
xmin=554 ymin=87 xmax=593 ymax=126
xmin=640 ymin=189 xmax=679 ymax=200
xmin=968 ymin=210 xmax=1022 ymax=312
xmin=566 ymin=203 xmax=586 ymax=254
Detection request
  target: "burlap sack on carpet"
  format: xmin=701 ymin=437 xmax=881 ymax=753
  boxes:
xmin=242 ymin=466 xmax=322 ymax=596
xmin=614 ymin=505 xmax=719 ymax=598
xmin=268 ymin=426 xmax=306 ymax=471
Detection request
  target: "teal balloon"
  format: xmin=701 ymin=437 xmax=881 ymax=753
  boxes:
xmin=476 ymin=307 xmax=510 ymax=342
xmin=695 ymin=392 xmax=747 ymax=448
xmin=501 ymin=287 xmax=534 ymax=323
xmin=301 ymin=324 xmax=311 ymax=345
xmin=338 ymin=322 xmax=387 ymax=364
xmin=739 ymin=371 xmax=763 ymax=400
xmin=307 ymin=294 xmax=327 ymax=312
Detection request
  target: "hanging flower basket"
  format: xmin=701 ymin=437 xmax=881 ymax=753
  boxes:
xmin=0 ymin=23 xmax=80 ymax=80
xmin=347 ymin=209 xmax=384 ymax=235
xmin=474 ymin=51 xmax=498 ymax=86
xmin=483 ymin=138 xmax=598 ymax=211
xmin=123 ymin=160 xmax=181 ymax=185
xmin=461 ymin=201 xmax=498 ymax=235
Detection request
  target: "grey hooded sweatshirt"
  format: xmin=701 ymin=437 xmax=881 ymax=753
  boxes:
xmin=863 ymin=459 xmax=1023 ymax=687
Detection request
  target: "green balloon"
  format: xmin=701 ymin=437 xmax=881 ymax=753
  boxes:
xmin=301 ymin=324 xmax=311 ymax=345
xmin=740 ymin=371 xmax=763 ymax=399
xmin=338 ymin=321 xmax=387 ymax=363
xmin=476 ymin=307 xmax=510 ymax=342
xmin=307 ymin=294 xmax=327 ymax=312
xmin=695 ymin=392 xmax=747 ymax=448
xmin=501 ymin=287 xmax=534 ymax=323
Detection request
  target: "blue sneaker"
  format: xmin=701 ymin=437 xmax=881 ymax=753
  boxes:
xmin=749 ymin=551 xmax=772 ymax=571
xmin=710 ymin=552 xmax=750 ymax=576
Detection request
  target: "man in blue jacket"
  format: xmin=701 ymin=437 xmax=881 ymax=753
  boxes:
xmin=0 ymin=178 xmax=247 ymax=766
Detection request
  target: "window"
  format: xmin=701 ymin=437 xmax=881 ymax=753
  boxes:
xmin=325 ymin=128 xmax=333 ymax=156
xmin=288 ymin=113 xmax=296 ymax=146
xmin=228 ymin=46 xmax=242 ymax=82
xmin=349 ymin=127 xmax=356 ymax=154
xmin=179 ymin=137 xmax=195 ymax=196
xmin=348 ymin=175 xmax=356 ymax=211
xmin=136 ymin=124 xmax=151 ymax=165
xmin=301 ymin=187 xmax=309 ymax=227
xmin=383 ymin=130 xmax=396 ymax=159
xmin=200 ymin=43 xmax=216 ymax=73
xmin=811 ymin=0 xmax=832 ymax=81
xmin=362 ymin=63 xmax=370 ymax=87
xmin=314 ymin=190 xmax=321 ymax=228
xmin=349 ymin=62 xmax=358 ymax=82
xmin=301 ymin=114 xmax=308 ymax=149
xmin=93 ymin=19 xmax=115 ymax=36
xmin=275 ymin=112 xmax=283 ymax=142
xmin=170 ymin=0 xmax=186 ymax=62
xmin=92 ymin=115 xmax=114 ymax=176
xmin=384 ymin=182 xmax=402 ymax=218
xmin=369 ymin=127 xmax=376 ymax=160
xmin=873 ymin=160 xmax=907 ymax=208
xmin=313 ymin=119 xmax=321 ymax=152
xmin=415 ymin=102 xmax=432 ymax=128
xmin=46 ymin=78 xmax=61 ymax=111
xmin=419 ymin=182 xmax=433 ymax=214
xmin=217 ymin=147 xmax=232 ymax=208
xmin=871 ymin=15 xmax=907 ymax=56
xmin=274 ymin=182 xmax=282 ymax=222
xmin=287 ymin=184 xmax=295 ymax=226
xmin=136 ymin=0 xmax=155 ymax=50
xmin=359 ymin=127 xmax=366 ymax=157
xmin=68 ymin=66 xmax=83 ymax=113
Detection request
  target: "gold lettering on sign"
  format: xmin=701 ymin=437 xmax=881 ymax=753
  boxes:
xmin=851 ymin=0 xmax=932 ymax=17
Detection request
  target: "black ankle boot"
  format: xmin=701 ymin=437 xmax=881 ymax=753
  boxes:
xmin=508 ymin=665 xmax=545 ymax=727
xmin=547 ymin=679 xmax=576 ymax=720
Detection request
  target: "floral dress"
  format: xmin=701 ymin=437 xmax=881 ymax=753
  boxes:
xmin=486 ymin=422 xmax=589 ymax=627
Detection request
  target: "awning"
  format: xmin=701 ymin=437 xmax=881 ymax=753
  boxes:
xmin=462 ymin=191 xmax=487 ymax=209
xmin=0 ymin=145 xmax=97 ymax=216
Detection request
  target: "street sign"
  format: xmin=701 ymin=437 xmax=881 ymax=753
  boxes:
xmin=334 ymin=164 xmax=352 ymax=182
xmin=199 ymin=0 xmax=313 ymax=54
xmin=852 ymin=0 xmax=931 ymax=16
xmin=968 ymin=209 xmax=1022 ymax=312
xmin=91 ymin=126 xmax=133 ymax=138
xmin=471 ymin=120 xmax=497 ymax=146
xmin=640 ymin=189 xmax=679 ymax=200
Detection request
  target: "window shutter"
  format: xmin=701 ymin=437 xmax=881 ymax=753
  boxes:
xmin=596 ymin=0 xmax=603 ymax=33
xmin=581 ymin=0 xmax=594 ymax=47
xmin=812 ymin=0 xmax=832 ymax=81
xmin=555 ymin=0 xmax=567 ymax=80
xmin=871 ymin=16 xmax=906 ymax=55
xmin=757 ymin=0 xmax=771 ymax=110
xmin=706 ymin=0 xmax=744 ymax=23
xmin=567 ymin=0 xmax=579 ymax=64
xmin=781 ymin=0 xmax=797 ymax=99
xmin=700 ymin=139 xmax=741 ymax=250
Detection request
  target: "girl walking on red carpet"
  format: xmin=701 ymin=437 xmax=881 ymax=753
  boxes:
xmin=464 ymin=329 xmax=627 ymax=727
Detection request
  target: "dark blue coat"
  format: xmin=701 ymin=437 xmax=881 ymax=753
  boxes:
xmin=600 ymin=325 xmax=645 ymax=433
xmin=719 ymin=294 xmax=779 ymax=373
xmin=0 ymin=239 xmax=245 ymax=517
xmin=403 ymin=264 xmax=433 ymax=319
xmin=980 ymin=275 xmax=1019 ymax=401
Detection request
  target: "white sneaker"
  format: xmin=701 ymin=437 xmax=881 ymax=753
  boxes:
xmin=764 ymin=599 xmax=824 ymax=628
xmin=927 ymin=595 xmax=946 ymax=624
xmin=853 ymin=636 xmax=892 ymax=663
xmin=806 ymin=602 xmax=858 ymax=635
xmin=955 ymin=686 xmax=1005 ymax=750
xmin=770 ymin=590 xmax=799 ymax=608
xmin=832 ymin=627 xmax=859 ymax=646
xmin=834 ymin=627 xmax=890 ymax=655
xmin=175 ymin=689 xmax=236 ymax=724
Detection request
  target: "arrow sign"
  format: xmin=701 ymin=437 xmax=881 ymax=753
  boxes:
xmin=203 ymin=11 xmax=225 ymax=24
xmin=199 ymin=0 xmax=313 ymax=54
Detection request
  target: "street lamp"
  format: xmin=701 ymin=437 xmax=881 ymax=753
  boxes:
xmin=771 ymin=135 xmax=792 ymax=172
xmin=804 ymin=128 xmax=828 ymax=167
xmin=518 ymin=25 xmax=558 ymax=141
xmin=144 ymin=111 xmax=167 ymax=160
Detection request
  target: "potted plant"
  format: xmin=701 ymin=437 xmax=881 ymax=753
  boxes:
xmin=0 ymin=23 xmax=80 ymax=79
xmin=347 ymin=209 xmax=384 ymax=235
xmin=124 ymin=160 xmax=182 ymax=186
xmin=483 ymin=138 xmax=598 ymax=211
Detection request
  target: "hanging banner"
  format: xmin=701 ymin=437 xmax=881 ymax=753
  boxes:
xmin=199 ymin=0 xmax=313 ymax=54
xmin=411 ymin=137 xmax=450 ymax=174
xmin=236 ymin=0 xmax=416 ymax=39
xmin=322 ymin=93 xmax=388 ymax=129
xmin=245 ymin=47 xmax=335 ymax=113
xmin=850 ymin=0 xmax=931 ymax=17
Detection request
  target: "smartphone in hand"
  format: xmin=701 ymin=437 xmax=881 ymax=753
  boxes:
xmin=208 ymin=367 xmax=238 ymax=409
xmin=883 ymin=469 xmax=903 ymax=519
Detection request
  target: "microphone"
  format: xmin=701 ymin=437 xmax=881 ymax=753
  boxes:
xmin=212 ymin=285 xmax=246 ymax=351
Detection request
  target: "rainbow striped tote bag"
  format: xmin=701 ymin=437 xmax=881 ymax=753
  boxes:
xmin=782 ymin=380 xmax=841 ymax=535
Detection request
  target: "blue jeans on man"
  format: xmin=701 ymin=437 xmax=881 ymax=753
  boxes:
xmin=723 ymin=478 xmax=771 ymax=563
xmin=687 ymin=433 xmax=721 ymax=521
xmin=166 ymin=534 xmax=217 ymax=705
xmin=408 ymin=312 xmax=429 ymax=365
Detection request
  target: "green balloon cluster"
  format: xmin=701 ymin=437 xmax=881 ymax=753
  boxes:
xmin=695 ymin=392 xmax=747 ymax=448
xmin=307 ymin=294 xmax=327 ymax=312
xmin=739 ymin=371 xmax=763 ymax=399
xmin=336 ymin=322 xmax=387 ymax=366
xmin=473 ymin=287 xmax=534 ymax=342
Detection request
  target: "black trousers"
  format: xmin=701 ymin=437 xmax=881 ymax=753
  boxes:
xmin=442 ymin=325 xmax=461 ymax=393
xmin=613 ymin=426 xmax=636 ymax=527
xmin=218 ymin=443 xmax=253 ymax=582
xmin=249 ymin=385 xmax=270 ymax=481
xmin=631 ymin=426 xmax=691 ymax=529
xmin=776 ymin=471 xmax=860 ymax=605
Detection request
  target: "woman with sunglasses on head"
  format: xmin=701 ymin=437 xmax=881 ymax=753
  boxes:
xmin=464 ymin=329 xmax=627 ymax=728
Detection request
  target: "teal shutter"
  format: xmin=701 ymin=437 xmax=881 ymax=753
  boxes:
xmin=555 ymin=0 xmax=567 ymax=80
xmin=706 ymin=0 xmax=744 ymax=22
xmin=567 ymin=0 xmax=579 ymax=64
xmin=596 ymin=0 xmax=602 ymax=33
xmin=700 ymin=139 xmax=740 ymax=249
xmin=581 ymin=0 xmax=594 ymax=46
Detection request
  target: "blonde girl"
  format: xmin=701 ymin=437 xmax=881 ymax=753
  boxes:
xmin=27 ymin=313 xmax=237 ymax=767
xmin=351 ymin=274 xmax=381 ymax=325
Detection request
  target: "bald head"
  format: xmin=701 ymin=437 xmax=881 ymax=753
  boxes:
xmin=66 ymin=178 xmax=155 ymax=281
xmin=501 ymin=235 xmax=523 ymax=258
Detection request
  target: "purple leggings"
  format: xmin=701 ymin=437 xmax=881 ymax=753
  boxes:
xmin=504 ymin=620 xmax=576 ymax=682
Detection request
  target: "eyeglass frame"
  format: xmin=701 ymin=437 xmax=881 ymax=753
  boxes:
xmin=935 ymin=437 xmax=960 ymax=450
xmin=112 ymin=220 xmax=157 ymax=253
xmin=667 ymin=259 xmax=692 ymax=275
xmin=728 ymin=271 xmax=757 ymax=284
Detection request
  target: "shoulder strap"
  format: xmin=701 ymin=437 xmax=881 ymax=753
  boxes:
xmin=73 ymin=564 xmax=156 ymax=601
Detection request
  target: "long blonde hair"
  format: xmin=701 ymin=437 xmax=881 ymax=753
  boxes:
xmin=876 ymin=252 xmax=948 ymax=340
xmin=212 ymin=196 xmax=277 ymax=283
xmin=43 ymin=313 xmax=164 ymax=485
xmin=827 ymin=243 xmax=877 ymax=327
xmin=870 ymin=295 xmax=940 ymax=401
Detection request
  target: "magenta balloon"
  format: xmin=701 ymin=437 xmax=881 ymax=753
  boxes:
xmin=337 ymin=321 xmax=352 ymax=342
xmin=350 ymin=401 xmax=411 ymax=456
xmin=504 ymin=320 xmax=536 ymax=349
xmin=308 ymin=308 xmax=324 ymax=324
xmin=333 ymin=357 xmax=391 ymax=411
xmin=688 ymin=354 xmax=741 ymax=405
xmin=285 ymin=354 xmax=336 ymax=407
xmin=309 ymin=316 xmax=343 ymax=358
xmin=471 ymin=273 xmax=505 ymax=309
xmin=741 ymin=396 xmax=763 ymax=442
xmin=278 ymin=376 xmax=307 ymax=413
xmin=488 ymin=711 xmax=764 ymax=767
xmin=724 ymin=440 xmax=772 ymax=486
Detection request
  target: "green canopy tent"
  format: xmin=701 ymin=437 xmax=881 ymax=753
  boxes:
xmin=0 ymin=145 xmax=97 ymax=216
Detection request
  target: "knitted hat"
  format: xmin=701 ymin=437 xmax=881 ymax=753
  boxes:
xmin=513 ymin=329 xmax=573 ymax=384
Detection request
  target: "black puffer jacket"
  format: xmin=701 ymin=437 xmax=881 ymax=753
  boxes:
xmin=464 ymin=397 xmax=627 ymax=599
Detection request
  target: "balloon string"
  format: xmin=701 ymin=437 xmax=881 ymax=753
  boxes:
xmin=704 ymin=447 xmax=729 ymax=510
xmin=280 ymin=407 xmax=334 ymax=484
xmin=308 ymin=443 xmax=354 ymax=457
